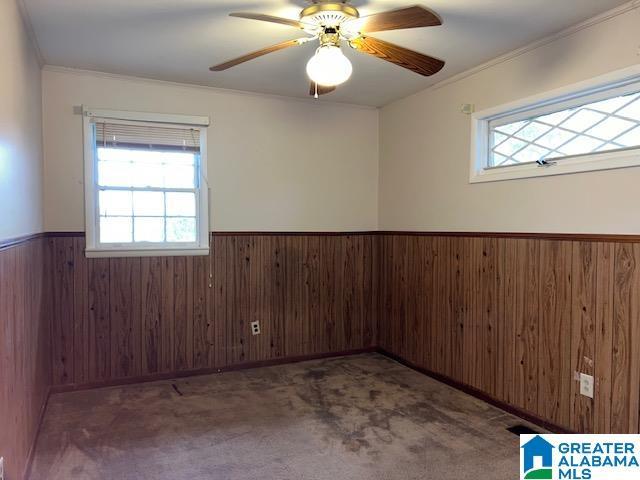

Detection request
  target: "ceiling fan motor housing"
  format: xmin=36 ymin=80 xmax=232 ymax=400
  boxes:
xmin=300 ymin=2 xmax=359 ymax=28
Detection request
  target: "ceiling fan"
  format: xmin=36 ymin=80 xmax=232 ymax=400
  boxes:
xmin=209 ymin=1 xmax=445 ymax=98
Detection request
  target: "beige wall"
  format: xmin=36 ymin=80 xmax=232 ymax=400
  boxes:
xmin=42 ymin=68 xmax=379 ymax=232
xmin=0 ymin=0 xmax=44 ymax=240
xmin=379 ymin=6 xmax=640 ymax=234
xmin=29 ymin=5 xmax=640 ymax=235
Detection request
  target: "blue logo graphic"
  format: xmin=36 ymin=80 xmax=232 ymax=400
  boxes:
xmin=522 ymin=435 xmax=555 ymax=479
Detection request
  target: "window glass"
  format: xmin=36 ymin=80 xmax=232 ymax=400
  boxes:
xmin=489 ymin=91 xmax=640 ymax=167
xmin=96 ymin=147 xmax=199 ymax=245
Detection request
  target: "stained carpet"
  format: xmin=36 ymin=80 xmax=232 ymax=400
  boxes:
xmin=30 ymin=353 xmax=531 ymax=479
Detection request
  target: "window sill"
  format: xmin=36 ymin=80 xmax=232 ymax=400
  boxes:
xmin=85 ymin=247 xmax=210 ymax=258
xmin=469 ymin=148 xmax=640 ymax=183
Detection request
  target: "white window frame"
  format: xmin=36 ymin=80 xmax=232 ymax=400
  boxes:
xmin=470 ymin=65 xmax=640 ymax=183
xmin=83 ymin=107 xmax=210 ymax=258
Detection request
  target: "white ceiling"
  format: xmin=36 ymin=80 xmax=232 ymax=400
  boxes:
xmin=23 ymin=0 xmax=631 ymax=106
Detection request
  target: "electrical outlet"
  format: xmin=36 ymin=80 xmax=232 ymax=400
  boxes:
xmin=580 ymin=373 xmax=594 ymax=398
xmin=250 ymin=321 xmax=261 ymax=336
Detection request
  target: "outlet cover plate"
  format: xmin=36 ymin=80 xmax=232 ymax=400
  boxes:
xmin=580 ymin=373 xmax=594 ymax=398
xmin=250 ymin=321 xmax=261 ymax=336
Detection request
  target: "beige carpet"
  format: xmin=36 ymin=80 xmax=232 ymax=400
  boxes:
xmin=30 ymin=353 xmax=532 ymax=479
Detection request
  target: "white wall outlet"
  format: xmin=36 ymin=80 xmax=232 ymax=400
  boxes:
xmin=250 ymin=321 xmax=261 ymax=336
xmin=580 ymin=373 xmax=594 ymax=398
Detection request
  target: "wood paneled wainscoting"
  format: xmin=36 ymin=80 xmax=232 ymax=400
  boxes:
xmin=22 ymin=229 xmax=640 ymax=456
xmin=377 ymin=233 xmax=640 ymax=434
xmin=0 ymin=236 xmax=51 ymax=480
xmin=47 ymin=233 xmax=378 ymax=389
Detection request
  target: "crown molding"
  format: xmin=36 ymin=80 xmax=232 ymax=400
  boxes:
xmin=41 ymin=65 xmax=379 ymax=111
xmin=22 ymin=1 xmax=639 ymax=107
xmin=385 ymin=0 xmax=640 ymax=106
xmin=16 ymin=0 xmax=44 ymax=66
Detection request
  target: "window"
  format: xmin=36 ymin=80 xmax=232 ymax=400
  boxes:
xmin=470 ymin=65 xmax=640 ymax=182
xmin=83 ymin=108 xmax=210 ymax=257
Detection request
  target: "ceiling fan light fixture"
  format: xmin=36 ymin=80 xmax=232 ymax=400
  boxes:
xmin=306 ymin=45 xmax=353 ymax=87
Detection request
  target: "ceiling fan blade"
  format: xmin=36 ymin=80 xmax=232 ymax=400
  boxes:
xmin=210 ymin=39 xmax=305 ymax=71
xmin=309 ymin=82 xmax=336 ymax=97
xmin=350 ymin=36 xmax=445 ymax=76
xmin=349 ymin=6 xmax=441 ymax=34
xmin=229 ymin=12 xmax=307 ymax=30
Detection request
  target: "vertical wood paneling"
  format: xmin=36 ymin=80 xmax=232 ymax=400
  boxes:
xmin=42 ymin=232 xmax=640 ymax=434
xmin=160 ymin=257 xmax=175 ymax=372
xmin=141 ymin=257 xmax=162 ymax=374
xmin=110 ymin=258 xmax=142 ymax=378
xmin=450 ymin=237 xmax=465 ymax=383
xmin=45 ymin=233 xmax=377 ymax=389
xmin=515 ymin=239 xmax=540 ymax=414
xmin=320 ymin=237 xmax=340 ymax=352
xmin=305 ymin=236 xmax=322 ymax=354
xmin=269 ymin=235 xmax=285 ymax=359
xmin=570 ymin=242 xmax=598 ymax=432
xmin=538 ymin=240 xmax=572 ymax=428
xmin=72 ymin=237 xmax=89 ymax=384
xmin=414 ymin=237 xmax=426 ymax=371
xmin=480 ymin=237 xmax=503 ymax=399
xmin=285 ymin=236 xmax=305 ymax=357
xmin=378 ymin=235 xmax=393 ymax=351
xmin=610 ymin=243 xmax=640 ymax=433
xmin=50 ymin=237 xmax=74 ymax=384
xmin=391 ymin=235 xmax=408 ymax=357
xmin=229 ymin=236 xmax=248 ymax=364
xmin=594 ymin=243 xmax=614 ymax=433
xmin=433 ymin=237 xmax=452 ymax=377
xmin=378 ymin=233 xmax=640 ymax=434
xmin=404 ymin=236 xmax=420 ymax=365
xmin=247 ymin=236 xmax=263 ymax=362
xmin=502 ymin=238 xmax=518 ymax=407
xmin=463 ymin=237 xmax=483 ymax=389
xmin=363 ymin=235 xmax=377 ymax=348
xmin=418 ymin=237 xmax=433 ymax=371
xmin=173 ymin=257 xmax=194 ymax=370
xmin=332 ymin=236 xmax=345 ymax=352
xmin=342 ymin=236 xmax=361 ymax=351
xmin=192 ymin=255 xmax=210 ymax=369
xmin=211 ymin=235 xmax=227 ymax=368
xmin=0 ymin=238 xmax=50 ymax=480
xmin=88 ymin=258 xmax=110 ymax=381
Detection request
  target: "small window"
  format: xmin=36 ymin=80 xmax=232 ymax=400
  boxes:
xmin=83 ymin=108 xmax=210 ymax=257
xmin=470 ymin=66 xmax=640 ymax=182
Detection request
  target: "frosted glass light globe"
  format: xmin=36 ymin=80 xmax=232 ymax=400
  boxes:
xmin=306 ymin=45 xmax=353 ymax=87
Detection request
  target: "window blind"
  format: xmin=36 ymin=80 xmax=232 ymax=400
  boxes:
xmin=95 ymin=121 xmax=201 ymax=152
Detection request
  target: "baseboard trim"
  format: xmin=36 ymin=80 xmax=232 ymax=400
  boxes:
xmin=376 ymin=348 xmax=575 ymax=434
xmin=50 ymin=347 xmax=377 ymax=394
xmin=23 ymin=385 xmax=51 ymax=480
